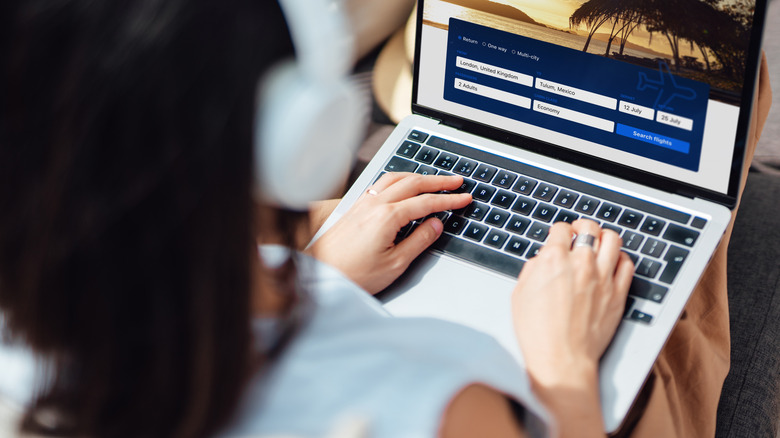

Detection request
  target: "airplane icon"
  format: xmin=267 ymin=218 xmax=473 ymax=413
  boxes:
xmin=637 ymin=61 xmax=697 ymax=111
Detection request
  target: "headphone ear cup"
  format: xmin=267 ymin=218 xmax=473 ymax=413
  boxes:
xmin=255 ymin=60 xmax=366 ymax=210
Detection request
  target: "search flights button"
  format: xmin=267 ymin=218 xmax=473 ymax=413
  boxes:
xmin=615 ymin=124 xmax=690 ymax=154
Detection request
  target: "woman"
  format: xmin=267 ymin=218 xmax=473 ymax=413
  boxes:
xmin=0 ymin=0 xmax=771 ymax=437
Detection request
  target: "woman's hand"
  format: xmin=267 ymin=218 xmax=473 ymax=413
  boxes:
xmin=310 ymin=173 xmax=472 ymax=294
xmin=512 ymin=220 xmax=633 ymax=436
xmin=513 ymin=219 xmax=633 ymax=383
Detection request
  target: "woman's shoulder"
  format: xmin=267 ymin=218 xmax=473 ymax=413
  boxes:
xmin=224 ymin=251 xmax=540 ymax=437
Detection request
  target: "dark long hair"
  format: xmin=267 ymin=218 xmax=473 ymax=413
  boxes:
xmin=0 ymin=0 xmax=298 ymax=436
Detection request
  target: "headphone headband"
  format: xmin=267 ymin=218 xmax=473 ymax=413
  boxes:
xmin=277 ymin=0 xmax=355 ymax=82
xmin=254 ymin=0 xmax=366 ymax=211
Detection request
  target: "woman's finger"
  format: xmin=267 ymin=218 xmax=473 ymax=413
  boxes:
xmin=543 ymin=221 xmax=575 ymax=251
xmin=389 ymin=192 xmax=471 ymax=228
xmin=595 ymin=228 xmax=623 ymax=279
xmin=368 ymin=172 xmax=413 ymax=194
xmin=613 ymin=252 xmax=635 ymax=297
xmin=379 ymin=174 xmax=464 ymax=203
xmin=394 ymin=217 xmax=445 ymax=265
xmin=570 ymin=219 xmax=602 ymax=254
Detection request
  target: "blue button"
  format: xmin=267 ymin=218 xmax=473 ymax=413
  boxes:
xmin=616 ymin=124 xmax=690 ymax=154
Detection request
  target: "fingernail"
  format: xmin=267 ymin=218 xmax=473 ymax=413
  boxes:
xmin=431 ymin=218 xmax=443 ymax=235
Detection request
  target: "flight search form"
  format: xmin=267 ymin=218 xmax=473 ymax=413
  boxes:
xmin=444 ymin=19 xmax=710 ymax=171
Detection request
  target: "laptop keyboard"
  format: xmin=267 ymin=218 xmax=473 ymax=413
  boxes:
xmin=381 ymin=130 xmax=707 ymax=325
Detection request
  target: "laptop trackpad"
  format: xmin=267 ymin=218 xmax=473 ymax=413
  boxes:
xmin=378 ymin=252 xmax=524 ymax=364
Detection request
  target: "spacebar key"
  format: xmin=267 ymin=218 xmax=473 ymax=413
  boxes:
xmin=431 ymin=234 xmax=524 ymax=278
xmin=628 ymin=276 xmax=669 ymax=303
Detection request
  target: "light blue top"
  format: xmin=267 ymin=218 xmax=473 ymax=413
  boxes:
xmin=0 ymin=247 xmax=549 ymax=437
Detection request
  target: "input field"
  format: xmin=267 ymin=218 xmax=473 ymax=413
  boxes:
xmin=656 ymin=110 xmax=694 ymax=131
xmin=454 ymin=78 xmax=532 ymax=109
xmin=535 ymin=78 xmax=617 ymax=110
xmin=533 ymin=101 xmax=615 ymax=132
xmin=456 ymin=56 xmax=534 ymax=87
xmin=619 ymin=100 xmax=655 ymax=121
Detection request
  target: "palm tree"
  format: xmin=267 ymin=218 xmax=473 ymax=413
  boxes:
xmin=569 ymin=0 xmax=648 ymax=55
xmin=569 ymin=0 xmax=622 ymax=53
xmin=570 ymin=0 xmax=752 ymax=84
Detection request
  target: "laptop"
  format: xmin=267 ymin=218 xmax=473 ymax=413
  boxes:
xmin=314 ymin=0 xmax=768 ymax=432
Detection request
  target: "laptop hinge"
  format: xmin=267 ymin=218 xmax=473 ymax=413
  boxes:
xmin=440 ymin=118 xmax=463 ymax=130
xmin=675 ymin=188 xmax=698 ymax=200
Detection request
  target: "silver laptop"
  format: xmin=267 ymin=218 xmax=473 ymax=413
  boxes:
xmin=315 ymin=0 xmax=768 ymax=432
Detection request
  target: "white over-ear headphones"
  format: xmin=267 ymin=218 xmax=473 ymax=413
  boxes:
xmin=255 ymin=0 xmax=367 ymax=210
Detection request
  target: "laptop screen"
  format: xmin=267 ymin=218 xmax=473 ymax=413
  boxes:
xmin=414 ymin=0 xmax=765 ymax=199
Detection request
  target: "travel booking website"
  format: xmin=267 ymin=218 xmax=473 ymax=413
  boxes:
xmin=417 ymin=0 xmax=755 ymax=194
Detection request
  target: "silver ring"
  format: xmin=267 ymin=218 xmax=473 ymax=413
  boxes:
xmin=366 ymin=188 xmax=379 ymax=196
xmin=572 ymin=233 xmax=597 ymax=251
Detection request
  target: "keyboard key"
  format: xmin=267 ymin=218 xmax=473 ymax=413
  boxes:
xmin=491 ymin=190 xmax=516 ymax=209
xmin=473 ymin=184 xmax=497 ymax=202
xmin=602 ymin=223 xmax=622 ymax=235
xmin=532 ymin=204 xmax=558 ymax=223
xmin=473 ymin=164 xmax=498 ymax=182
xmin=408 ymin=130 xmax=429 ymax=143
xmin=511 ymin=197 xmax=537 ymax=216
xmin=396 ymin=221 xmax=415 ymax=243
xmin=527 ymin=243 xmax=544 ymax=258
xmin=527 ymin=223 xmax=550 ymax=242
xmin=623 ymin=250 xmax=640 ymax=266
xmin=415 ymin=165 xmax=437 ymax=176
xmin=385 ymin=156 xmax=418 ymax=173
xmin=575 ymin=196 xmax=600 ymax=216
xmin=397 ymin=141 xmax=421 ymax=158
xmin=640 ymin=217 xmax=666 ymax=236
xmin=641 ymin=238 xmax=667 ymax=258
xmin=444 ymin=216 xmax=468 ymax=235
xmin=554 ymin=210 xmax=579 ymax=224
xmin=492 ymin=171 xmax=518 ymax=189
xmin=485 ymin=230 xmax=510 ymax=249
xmin=659 ymin=245 xmax=689 ymax=284
xmin=453 ymin=178 xmax=477 ymax=194
xmin=465 ymin=202 xmax=489 ymax=221
xmin=463 ymin=223 xmax=489 ymax=242
xmin=505 ymin=237 xmax=531 ymax=256
xmin=453 ymin=158 xmax=478 ymax=177
xmin=432 ymin=234 xmax=524 ymax=278
xmin=691 ymin=217 xmax=708 ymax=230
xmin=512 ymin=177 xmax=538 ymax=196
xmin=630 ymin=309 xmax=654 ymax=324
xmin=618 ymin=210 xmax=644 ymax=229
xmin=431 ymin=211 xmax=450 ymax=223
xmin=622 ymin=230 xmax=644 ymax=251
xmin=628 ymin=277 xmax=669 ymax=303
xmin=596 ymin=203 xmax=622 ymax=222
xmin=532 ymin=183 xmax=558 ymax=202
xmin=663 ymin=223 xmax=700 ymax=247
xmin=624 ymin=296 xmax=636 ymax=318
xmin=415 ymin=147 xmax=439 ymax=164
xmin=554 ymin=190 xmax=579 ymax=208
xmin=636 ymin=258 xmax=662 ymax=279
xmin=433 ymin=153 xmax=459 ymax=170
xmin=486 ymin=209 xmax=511 ymax=228
xmin=506 ymin=215 xmax=531 ymax=235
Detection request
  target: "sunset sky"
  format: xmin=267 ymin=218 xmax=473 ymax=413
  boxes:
xmin=491 ymin=0 xmax=585 ymax=29
xmin=488 ymin=0 xmax=746 ymax=30
xmin=425 ymin=0 xmax=747 ymax=60
xmin=481 ymin=0 xmax=698 ymax=57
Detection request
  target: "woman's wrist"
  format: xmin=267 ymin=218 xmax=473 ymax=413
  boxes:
xmin=529 ymin=361 xmax=606 ymax=438
xmin=528 ymin=358 xmax=599 ymax=394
